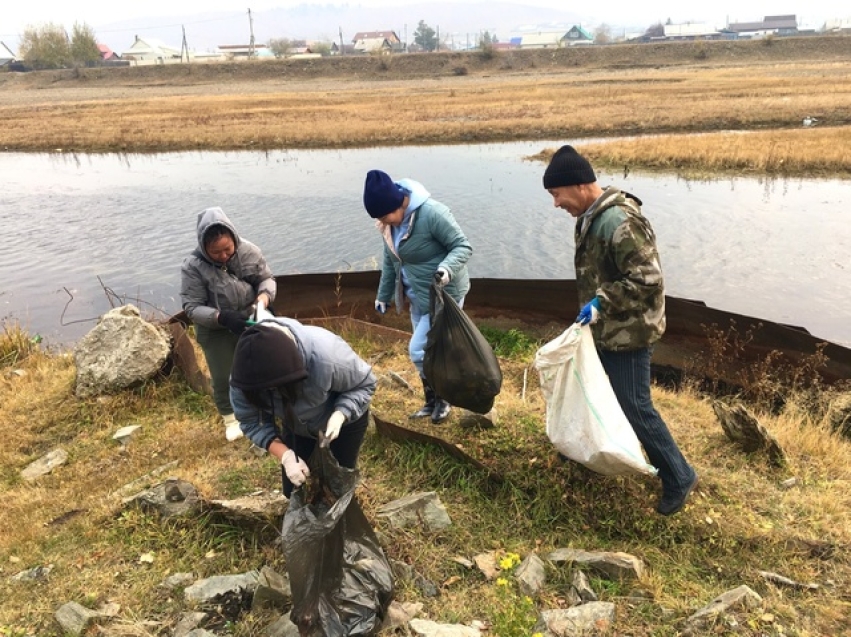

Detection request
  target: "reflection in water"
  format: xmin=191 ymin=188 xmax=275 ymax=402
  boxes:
xmin=1 ymin=144 xmax=849 ymax=347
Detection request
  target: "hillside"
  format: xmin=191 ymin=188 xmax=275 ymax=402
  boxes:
xmin=4 ymin=35 xmax=851 ymax=92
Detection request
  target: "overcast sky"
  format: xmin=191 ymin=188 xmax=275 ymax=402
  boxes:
xmin=1 ymin=0 xmax=840 ymax=49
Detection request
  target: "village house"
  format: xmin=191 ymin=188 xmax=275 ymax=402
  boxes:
xmin=518 ymin=26 xmax=594 ymax=49
xmin=120 ymin=36 xmax=182 ymax=64
xmin=330 ymin=42 xmax=358 ymax=55
xmin=564 ymin=25 xmax=594 ymax=45
xmin=218 ymin=44 xmax=273 ymax=59
xmin=726 ymin=15 xmax=798 ymax=38
xmin=351 ymin=31 xmax=400 ymax=53
xmin=663 ymin=23 xmax=721 ymax=40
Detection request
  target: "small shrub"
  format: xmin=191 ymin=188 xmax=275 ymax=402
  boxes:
xmin=0 ymin=323 xmax=40 ymax=368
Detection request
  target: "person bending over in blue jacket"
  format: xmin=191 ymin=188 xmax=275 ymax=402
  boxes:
xmin=362 ymin=169 xmax=473 ymax=424
xmin=229 ymin=318 xmax=376 ymax=497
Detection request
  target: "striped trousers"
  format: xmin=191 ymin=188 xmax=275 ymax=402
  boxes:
xmin=598 ymin=347 xmax=695 ymax=494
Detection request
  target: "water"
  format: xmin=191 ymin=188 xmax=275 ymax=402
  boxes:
xmin=1 ymin=143 xmax=849 ymax=348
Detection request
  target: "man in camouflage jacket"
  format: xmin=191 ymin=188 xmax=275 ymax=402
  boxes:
xmin=543 ymin=145 xmax=698 ymax=516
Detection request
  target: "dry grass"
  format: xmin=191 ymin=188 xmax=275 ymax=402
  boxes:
xmin=2 ymin=56 xmax=851 ymax=174
xmin=1 ymin=321 xmax=850 ymax=636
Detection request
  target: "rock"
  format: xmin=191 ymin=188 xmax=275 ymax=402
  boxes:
xmin=515 ymin=553 xmax=546 ymax=595
xmin=54 ymin=601 xmax=100 ymax=636
xmin=536 ymin=602 xmax=616 ymax=636
xmin=125 ymin=477 xmax=202 ymax=519
xmin=686 ymin=584 xmax=762 ymax=628
xmin=21 ymin=448 xmax=68 ymax=481
xmin=184 ymin=570 xmax=260 ymax=603
xmin=712 ymin=400 xmax=785 ymax=466
xmin=74 ymin=304 xmax=171 ymax=398
xmin=376 ymin=491 xmax=452 ymax=531
xmin=547 ymin=548 xmax=644 ymax=581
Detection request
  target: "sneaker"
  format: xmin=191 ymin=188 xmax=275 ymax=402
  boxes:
xmin=222 ymin=414 xmax=244 ymax=441
xmin=657 ymin=472 xmax=699 ymax=516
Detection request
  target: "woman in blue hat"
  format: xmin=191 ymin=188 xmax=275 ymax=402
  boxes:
xmin=362 ymin=169 xmax=473 ymax=424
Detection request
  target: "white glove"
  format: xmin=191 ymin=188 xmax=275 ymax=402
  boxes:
xmin=281 ymin=449 xmax=310 ymax=487
xmin=375 ymin=300 xmax=387 ymax=314
xmin=436 ymin=267 xmax=451 ymax=285
xmin=322 ymin=410 xmax=346 ymax=447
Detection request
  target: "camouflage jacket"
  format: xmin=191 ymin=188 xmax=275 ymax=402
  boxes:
xmin=574 ymin=186 xmax=666 ymax=351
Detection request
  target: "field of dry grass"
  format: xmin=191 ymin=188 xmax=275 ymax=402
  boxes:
xmin=2 ymin=320 xmax=850 ymax=636
xmin=1 ymin=38 xmax=851 ymax=177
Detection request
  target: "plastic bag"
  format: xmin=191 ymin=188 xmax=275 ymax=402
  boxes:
xmin=424 ymin=279 xmax=502 ymax=414
xmin=282 ymin=445 xmax=394 ymax=636
xmin=533 ymin=324 xmax=657 ymax=476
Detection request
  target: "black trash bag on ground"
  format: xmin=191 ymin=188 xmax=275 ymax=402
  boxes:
xmin=424 ymin=277 xmax=503 ymax=414
xmin=282 ymin=445 xmax=394 ymax=636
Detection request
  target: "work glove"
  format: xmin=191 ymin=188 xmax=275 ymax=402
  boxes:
xmin=281 ymin=449 xmax=310 ymax=487
xmin=435 ymin=268 xmax=451 ymax=285
xmin=217 ymin=309 xmax=251 ymax=334
xmin=375 ymin=300 xmax=387 ymax=314
xmin=576 ymin=297 xmax=601 ymax=326
xmin=321 ymin=410 xmax=346 ymax=447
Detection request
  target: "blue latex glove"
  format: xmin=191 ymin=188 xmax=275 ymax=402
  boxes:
xmin=576 ymin=297 xmax=601 ymax=326
xmin=375 ymin=300 xmax=387 ymax=314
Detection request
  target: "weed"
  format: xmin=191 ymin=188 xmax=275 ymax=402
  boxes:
xmin=491 ymin=575 xmax=539 ymax=637
xmin=0 ymin=323 xmax=41 ymax=368
xmin=479 ymin=325 xmax=541 ymax=359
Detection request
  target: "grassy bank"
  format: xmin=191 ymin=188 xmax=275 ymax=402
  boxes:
xmin=1 ymin=37 xmax=851 ymax=177
xmin=1 ymin=321 xmax=849 ymax=636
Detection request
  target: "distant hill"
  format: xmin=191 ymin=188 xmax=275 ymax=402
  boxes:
xmin=92 ymin=2 xmax=593 ymax=53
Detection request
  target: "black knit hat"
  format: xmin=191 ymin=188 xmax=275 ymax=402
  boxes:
xmin=363 ymin=169 xmax=405 ymax=219
xmin=542 ymin=145 xmax=597 ymax=189
xmin=230 ymin=324 xmax=308 ymax=391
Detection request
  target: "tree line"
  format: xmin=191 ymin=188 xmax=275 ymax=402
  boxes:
xmin=17 ymin=23 xmax=100 ymax=70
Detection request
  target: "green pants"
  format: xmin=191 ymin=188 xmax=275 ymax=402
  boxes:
xmin=195 ymin=324 xmax=240 ymax=417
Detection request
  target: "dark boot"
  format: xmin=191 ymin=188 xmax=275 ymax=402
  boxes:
xmin=411 ymin=378 xmax=436 ymax=418
xmin=431 ymin=397 xmax=451 ymax=423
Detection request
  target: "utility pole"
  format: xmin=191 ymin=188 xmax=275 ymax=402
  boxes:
xmin=248 ymin=8 xmax=255 ymax=59
xmin=404 ymin=23 xmax=407 ymax=52
xmin=181 ymin=25 xmax=190 ymax=63
xmin=436 ymin=25 xmax=440 ymax=51
xmin=339 ymin=26 xmax=344 ymax=55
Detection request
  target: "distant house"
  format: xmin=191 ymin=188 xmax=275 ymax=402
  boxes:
xmin=97 ymin=44 xmax=119 ymax=61
xmin=727 ymin=15 xmax=798 ymax=38
xmin=663 ymin=23 xmax=721 ymax=40
xmin=0 ymin=41 xmax=17 ymax=67
xmin=519 ymin=31 xmax=566 ymax=49
xmin=564 ymin=25 xmax=594 ymax=45
xmin=330 ymin=42 xmax=358 ymax=55
xmin=509 ymin=36 xmax=522 ymax=47
xmin=352 ymin=30 xmax=400 ymax=53
xmin=824 ymin=17 xmax=851 ymax=34
xmin=218 ymin=44 xmax=272 ymax=59
xmin=121 ymin=36 xmax=182 ymax=63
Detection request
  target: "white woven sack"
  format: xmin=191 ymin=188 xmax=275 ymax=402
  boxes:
xmin=534 ymin=324 xmax=657 ymax=476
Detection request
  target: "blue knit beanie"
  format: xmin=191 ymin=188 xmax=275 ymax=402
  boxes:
xmin=363 ymin=170 xmax=405 ymax=219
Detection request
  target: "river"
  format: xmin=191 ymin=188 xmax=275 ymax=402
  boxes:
xmin=1 ymin=142 xmax=849 ymax=348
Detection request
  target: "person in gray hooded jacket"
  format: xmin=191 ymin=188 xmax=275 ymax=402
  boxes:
xmin=180 ymin=207 xmax=276 ymax=438
xmin=229 ymin=317 xmax=376 ymax=497
xmin=363 ymin=169 xmax=473 ymax=424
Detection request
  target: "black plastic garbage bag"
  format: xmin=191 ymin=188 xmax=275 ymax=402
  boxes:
xmin=282 ymin=445 xmax=394 ymax=636
xmin=424 ymin=277 xmax=503 ymax=414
